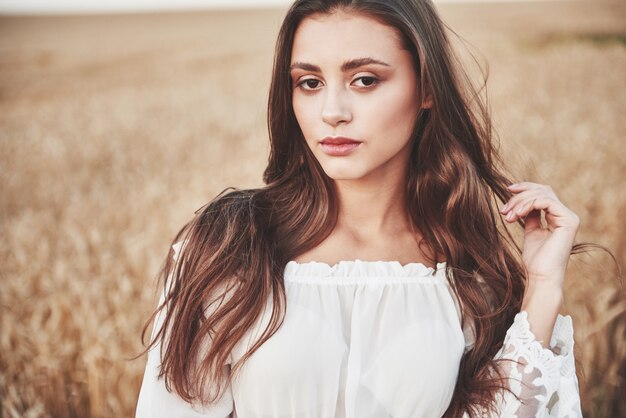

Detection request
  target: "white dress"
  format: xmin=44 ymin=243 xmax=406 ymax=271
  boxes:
xmin=136 ymin=242 xmax=583 ymax=418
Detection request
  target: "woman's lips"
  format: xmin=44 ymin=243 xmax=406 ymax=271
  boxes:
xmin=319 ymin=137 xmax=362 ymax=156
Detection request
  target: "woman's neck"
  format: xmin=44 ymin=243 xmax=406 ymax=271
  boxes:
xmin=294 ymin=175 xmax=436 ymax=265
xmin=334 ymin=175 xmax=412 ymax=242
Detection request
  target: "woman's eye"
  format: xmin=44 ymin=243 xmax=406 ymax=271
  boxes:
xmin=354 ymin=76 xmax=379 ymax=88
xmin=297 ymin=79 xmax=321 ymax=90
xmin=295 ymin=76 xmax=378 ymax=91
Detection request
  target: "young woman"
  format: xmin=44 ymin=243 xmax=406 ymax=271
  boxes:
xmin=136 ymin=0 xmax=588 ymax=416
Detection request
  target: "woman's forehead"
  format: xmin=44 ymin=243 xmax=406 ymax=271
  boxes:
xmin=290 ymin=11 xmax=407 ymax=65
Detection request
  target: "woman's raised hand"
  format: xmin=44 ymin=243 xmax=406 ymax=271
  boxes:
xmin=500 ymin=182 xmax=580 ymax=290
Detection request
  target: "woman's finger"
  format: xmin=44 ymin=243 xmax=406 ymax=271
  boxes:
xmin=501 ymin=189 xmax=555 ymax=219
xmin=523 ymin=206 xmax=542 ymax=232
xmin=507 ymin=182 xmax=555 ymax=195
xmin=501 ymin=182 xmax=552 ymax=211
xmin=505 ymin=195 xmax=578 ymax=232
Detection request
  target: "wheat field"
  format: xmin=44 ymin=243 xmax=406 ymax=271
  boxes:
xmin=1 ymin=1 xmax=625 ymax=417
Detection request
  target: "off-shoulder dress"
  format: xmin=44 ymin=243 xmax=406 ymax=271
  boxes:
xmin=136 ymin=242 xmax=582 ymax=418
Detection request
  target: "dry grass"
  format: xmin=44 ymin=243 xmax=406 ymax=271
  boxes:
xmin=0 ymin=1 xmax=624 ymax=417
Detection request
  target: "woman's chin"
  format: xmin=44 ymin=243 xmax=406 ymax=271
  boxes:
xmin=320 ymin=166 xmax=368 ymax=182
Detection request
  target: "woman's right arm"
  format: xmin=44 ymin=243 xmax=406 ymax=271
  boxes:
xmin=135 ymin=242 xmax=235 ymax=418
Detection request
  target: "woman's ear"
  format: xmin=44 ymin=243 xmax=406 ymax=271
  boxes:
xmin=419 ymin=77 xmax=433 ymax=109
xmin=421 ymin=94 xmax=433 ymax=109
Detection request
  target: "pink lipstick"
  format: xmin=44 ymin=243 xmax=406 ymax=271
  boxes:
xmin=319 ymin=136 xmax=362 ymax=156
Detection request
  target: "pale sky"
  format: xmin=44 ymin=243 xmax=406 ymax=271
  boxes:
xmin=0 ymin=0 xmax=572 ymax=15
xmin=0 ymin=0 xmax=288 ymax=14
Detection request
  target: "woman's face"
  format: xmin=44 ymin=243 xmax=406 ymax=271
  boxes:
xmin=290 ymin=11 xmax=430 ymax=182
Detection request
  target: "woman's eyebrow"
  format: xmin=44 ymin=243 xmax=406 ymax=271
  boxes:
xmin=289 ymin=57 xmax=391 ymax=73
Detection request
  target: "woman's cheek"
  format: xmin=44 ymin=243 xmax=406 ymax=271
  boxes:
xmin=292 ymin=101 xmax=310 ymax=136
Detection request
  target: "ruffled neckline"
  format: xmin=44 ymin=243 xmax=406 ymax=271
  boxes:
xmin=284 ymin=259 xmax=448 ymax=284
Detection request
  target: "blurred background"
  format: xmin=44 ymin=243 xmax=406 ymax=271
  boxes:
xmin=0 ymin=0 xmax=624 ymax=417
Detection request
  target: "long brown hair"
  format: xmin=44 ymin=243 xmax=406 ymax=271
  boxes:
xmin=140 ymin=1 xmax=612 ymax=416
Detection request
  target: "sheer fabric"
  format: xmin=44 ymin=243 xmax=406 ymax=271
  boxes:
xmin=136 ymin=243 xmax=582 ymax=417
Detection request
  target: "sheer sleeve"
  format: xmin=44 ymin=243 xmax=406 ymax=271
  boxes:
xmin=463 ymin=310 xmax=583 ymax=417
xmin=135 ymin=241 xmax=235 ymax=418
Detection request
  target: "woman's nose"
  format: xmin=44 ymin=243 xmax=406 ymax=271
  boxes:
xmin=321 ymin=86 xmax=352 ymax=127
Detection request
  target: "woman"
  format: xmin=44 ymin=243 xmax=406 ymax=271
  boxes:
xmin=136 ymin=0 xmax=587 ymax=416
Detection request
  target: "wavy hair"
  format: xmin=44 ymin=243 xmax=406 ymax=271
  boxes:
xmin=140 ymin=1 xmax=612 ymax=416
